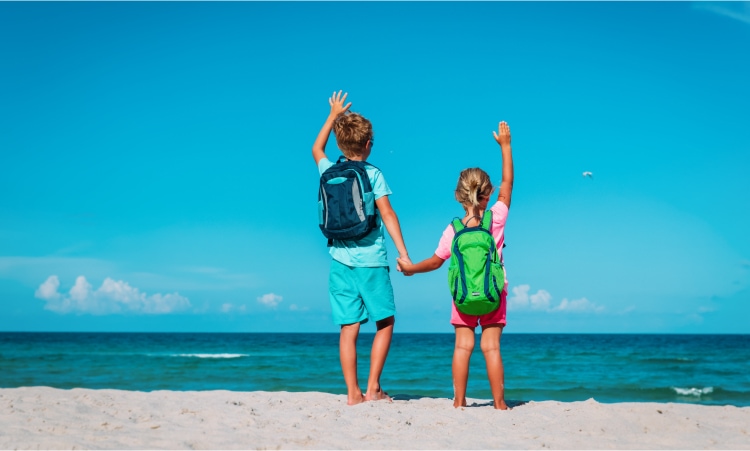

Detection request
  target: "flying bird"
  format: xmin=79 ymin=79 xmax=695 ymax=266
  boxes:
xmin=582 ymin=171 xmax=593 ymax=179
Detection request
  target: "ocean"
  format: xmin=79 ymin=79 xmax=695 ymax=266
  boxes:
xmin=1 ymin=333 xmax=748 ymax=407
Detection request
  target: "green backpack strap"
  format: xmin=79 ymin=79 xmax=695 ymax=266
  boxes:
xmin=480 ymin=210 xmax=493 ymax=231
xmin=451 ymin=217 xmax=465 ymax=233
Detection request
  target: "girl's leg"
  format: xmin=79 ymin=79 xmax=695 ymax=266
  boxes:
xmin=365 ymin=316 xmax=395 ymax=401
xmin=480 ymin=325 xmax=508 ymax=410
xmin=340 ymin=322 xmax=364 ymax=405
xmin=452 ymin=326 xmax=475 ymax=408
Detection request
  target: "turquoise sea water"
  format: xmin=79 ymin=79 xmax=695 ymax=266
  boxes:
xmin=1 ymin=333 xmax=748 ymax=406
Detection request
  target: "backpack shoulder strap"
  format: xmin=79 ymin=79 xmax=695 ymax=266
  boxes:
xmin=361 ymin=160 xmax=379 ymax=172
xmin=335 ymin=156 xmax=379 ymax=172
xmin=480 ymin=210 xmax=493 ymax=232
xmin=451 ymin=218 xmax=465 ymax=234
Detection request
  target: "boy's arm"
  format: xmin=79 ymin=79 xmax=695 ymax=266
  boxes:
xmin=492 ymin=121 xmax=514 ymax=209
xmin=396 ymin=254 xmax=445 ymax=275
xmin=375 ymin=195 xmax=411 ymax=271
xmin=312 ymin=91 xmax=351 ymax=165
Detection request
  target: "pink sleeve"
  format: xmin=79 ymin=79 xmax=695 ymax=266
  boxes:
xmin=434 ymin=224 xmax=455 ymax=261
xmin=490 ymin=201 xmax=509 ymax=259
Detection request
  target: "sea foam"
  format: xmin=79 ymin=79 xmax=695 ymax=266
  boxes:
xmin=672 ymin=386 xmax=714 ymax=397
xmin=173 ymin=353 xmax=248 ymax=359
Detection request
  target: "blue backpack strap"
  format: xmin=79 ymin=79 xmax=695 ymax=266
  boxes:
xmin=362 ymin=159 xmax=379 ymax=172
xmin=334 ymin=156 xmax=379 ymax=171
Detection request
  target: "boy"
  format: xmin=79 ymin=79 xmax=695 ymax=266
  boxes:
xmin=312 ymin=91 xmax=411 ymax=405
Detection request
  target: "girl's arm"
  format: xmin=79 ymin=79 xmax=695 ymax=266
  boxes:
xmin=396 ymin=254 xmax=445 ymax=276
xmin=492 ymin=121 xmax=514 ymax=208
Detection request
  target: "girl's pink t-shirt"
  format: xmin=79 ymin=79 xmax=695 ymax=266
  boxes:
xmin=434 ymin=201 xmax=509 ymax=263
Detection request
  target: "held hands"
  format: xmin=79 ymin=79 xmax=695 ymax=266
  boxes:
xmin=329 ymin=90 xmax=352 ymax=118
xmin=492 ymin=121 xmax=511 ymax=148
xmin=396 ymin=256 xmax=414 ymax=276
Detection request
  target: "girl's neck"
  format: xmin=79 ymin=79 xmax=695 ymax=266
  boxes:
xmin=462 ymin=206 xmax=484 ymax=227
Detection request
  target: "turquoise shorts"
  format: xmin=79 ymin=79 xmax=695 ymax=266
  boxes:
xmin=329 ymin=259 xmax=396 ymax=325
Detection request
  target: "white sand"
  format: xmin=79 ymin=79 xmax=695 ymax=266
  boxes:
xmin=1 ymin=387 xmax=748 ymax=449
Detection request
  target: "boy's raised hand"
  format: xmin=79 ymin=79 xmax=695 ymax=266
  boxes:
xmin=329 ymin=90 xmax=352 ymax=117
xmin=492 ymin=121 xmax=511 ymax=148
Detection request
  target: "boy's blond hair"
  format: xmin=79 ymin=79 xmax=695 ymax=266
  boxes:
xmin=333 ymin=112 xmax=373 ymax=159
xmin=455 ymin=168 xmax=493 ymax=208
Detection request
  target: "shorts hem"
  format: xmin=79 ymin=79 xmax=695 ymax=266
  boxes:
xmin=370 ymin=312 xmax=396 ymax=323
xmin=333 ymin=314 xmax=369 ymax=326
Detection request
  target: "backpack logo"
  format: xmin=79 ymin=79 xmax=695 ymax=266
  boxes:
xmin=318 ymin=157 xmax=378 ymax=242
xmin=447 ymin=211 xmax=505 ymax=316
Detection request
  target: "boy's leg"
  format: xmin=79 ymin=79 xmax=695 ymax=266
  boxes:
xmin=340 ymin=322 xmax=364 ymax=405
xmin=329 ymin=260 xmax=368 ymax=405
xmin=453 ymin=326 xmax=475 ymax=408
xmin=364 ymin=315 xmax=394 ymax=401
xmin=480 ymin=325 xmax=508 ymax=410
xmin=355 ymin=266 xmax=396 ymax=402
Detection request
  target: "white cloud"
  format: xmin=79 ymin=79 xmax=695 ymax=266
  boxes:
xmin=257 ymin=292 xmax=282 ymax=308
xmin=693 ymin=2 xmax=750 ymax=25
xmin=530 ymin=289 xmax=552 ymax=310
xmin=142 ymin=293 xmax=191 ymax=314
xmin=220 ymin=303 xmax=248 ymax=314
xmin=550 ymin=297 xmax=604 ymax=313
xmin=289 ymin=304 xmax=309 ymax=312
xmin=35 ymin=275 xmax=61 ymax=301
xmin=70 ymin=276 xmax=92 ymax=302
xmin=507 ymin=284 xmax=603 ymax=313
xmin=508 ymin=284 xmax=552 ymax=311
xmin=35 ymin=275 xmax=191 ymax=315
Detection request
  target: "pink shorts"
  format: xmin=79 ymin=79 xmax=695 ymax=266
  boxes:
xmin=450 ymin=287 xmax=507 ymax=329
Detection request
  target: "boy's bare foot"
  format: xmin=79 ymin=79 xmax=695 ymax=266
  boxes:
xmin=494 ymin=400 xmax=510 ymax=410
xmin=364 ymin=388 xmax=392 ymax=402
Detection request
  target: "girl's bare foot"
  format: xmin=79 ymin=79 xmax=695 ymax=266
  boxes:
xmin=453 ymin=398 xmax=467 ymax=408
xmin=364 ymin=388 xmax=392 ymax=402
xmin=347 ymin=392 xmax=365 ymax=406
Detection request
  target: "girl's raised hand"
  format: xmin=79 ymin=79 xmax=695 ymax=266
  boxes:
xmin=329 ymin=90 xmax=352 ymax=117
xmin=492 ymin=121 xmax=511 ymax=148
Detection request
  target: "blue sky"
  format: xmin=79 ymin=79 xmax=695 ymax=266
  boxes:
xmin=1 ymin=2 xmax=748 ymax=334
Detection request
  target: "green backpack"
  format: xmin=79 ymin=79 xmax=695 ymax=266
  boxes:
xmin=448 ymin=211 xmax=505 ymax=316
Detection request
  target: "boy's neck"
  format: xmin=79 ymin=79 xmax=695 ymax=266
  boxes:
xmin=345 ymin=145 xmax=370 ymax=162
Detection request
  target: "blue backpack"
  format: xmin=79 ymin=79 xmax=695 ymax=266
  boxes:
xmin=318 ymin=156 xmax=377 ymax=243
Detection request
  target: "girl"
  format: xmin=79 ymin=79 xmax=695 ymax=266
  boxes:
xmin=397 ymin=121 xmax=513 ymax=410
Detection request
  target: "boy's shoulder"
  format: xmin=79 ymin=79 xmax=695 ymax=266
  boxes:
xmin=319 ymin=157 xmax=386 ymax=180
xmin=317 ymin=156 xmax=335 ymax=175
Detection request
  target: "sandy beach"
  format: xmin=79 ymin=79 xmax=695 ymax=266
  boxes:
xmin=1 ymin=387 xmax=748 ymax=449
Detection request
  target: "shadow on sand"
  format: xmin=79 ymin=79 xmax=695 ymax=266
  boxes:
xmin=390 ymin=394 xmax=527 ymax=408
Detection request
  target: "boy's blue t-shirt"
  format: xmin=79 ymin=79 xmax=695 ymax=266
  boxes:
xmin=318 ymin=157 xmax=392 ymax=267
